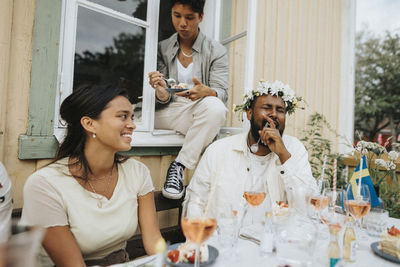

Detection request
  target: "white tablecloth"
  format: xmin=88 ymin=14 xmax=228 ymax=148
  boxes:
xmin=125 ymin=218 xmax=400 ymax=267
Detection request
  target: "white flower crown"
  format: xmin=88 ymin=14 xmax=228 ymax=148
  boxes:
xmin=233 ymin=80 xmax=304 ymax=115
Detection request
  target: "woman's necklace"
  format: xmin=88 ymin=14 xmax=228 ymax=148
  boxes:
xmin=87 ymin=166 xmax=114 ymax=208
xmin=180 ymin=47 xmax=192 ymax=58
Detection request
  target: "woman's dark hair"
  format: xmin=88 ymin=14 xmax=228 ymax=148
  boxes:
xmin=171 ymin=0 xmax=206 ymax=14
xmin=55 ymin=84 xmax=129 ymax=179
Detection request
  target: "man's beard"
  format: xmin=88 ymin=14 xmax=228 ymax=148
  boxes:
xmin=250 ymin=115 xmax=284 ymax=148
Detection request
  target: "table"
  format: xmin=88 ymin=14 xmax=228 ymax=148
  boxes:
xmin=121 ymin=218 xmax=400 ymax=267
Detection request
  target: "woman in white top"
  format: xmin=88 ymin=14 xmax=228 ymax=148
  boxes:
xmin=21 ymin=84 xmax=162 ymax=266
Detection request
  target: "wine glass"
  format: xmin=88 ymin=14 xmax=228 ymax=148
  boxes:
xmin=243 ymin=176 xmax=267 ymax=226
xmin=181 ymin=194 xmax=217 ymax=267
xmin=307 ymin=186 xmax=332 ymax=240
xmin=343 ymin=184 xmax=371 ymax=240
xmin=309 ymin=179 xmax=330 ymax=218
xmin=309 ymin=182 xmax=330 ymax=220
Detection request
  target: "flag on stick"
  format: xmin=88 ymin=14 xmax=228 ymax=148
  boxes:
xmin=347 ymin=155 xmax=380 ymax=207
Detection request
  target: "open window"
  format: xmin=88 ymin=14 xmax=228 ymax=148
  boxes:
xmin=55 ymin=0 xmax=159 ymax=144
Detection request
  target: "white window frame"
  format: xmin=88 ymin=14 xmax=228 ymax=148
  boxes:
xmin=54 ymin=0 xmax=163 ymax=145
xmin=54 ymin=0 xmax=255 ymax=147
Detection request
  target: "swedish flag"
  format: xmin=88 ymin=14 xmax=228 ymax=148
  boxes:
xmin=347 ymin=155 xmax=380 ymax=207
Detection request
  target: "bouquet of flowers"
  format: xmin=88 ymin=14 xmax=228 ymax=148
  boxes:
xmin=355 ymin=140 xmax=399 ymax=185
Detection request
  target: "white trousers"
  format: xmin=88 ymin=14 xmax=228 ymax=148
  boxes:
xmin=155 ymin=96 xmax=227 ymax=169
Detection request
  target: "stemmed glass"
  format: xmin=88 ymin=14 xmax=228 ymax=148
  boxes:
xmin=243 ymin=176 xmax=267 ymax=226
xmin=308 ymin=180 xmax=330 ymax=239
xmin=181 ymin=194 xmax=217 ymax=267
xmin=309 ymin=179 xmax=330 ymax=219
xmin=343 ymin=184 xmax=371 ymax=240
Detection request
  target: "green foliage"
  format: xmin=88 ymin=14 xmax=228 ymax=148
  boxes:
xmin=301 ymin=113 xmax=346 ymax=189
xmin=355 ymin=30 xmax=400 ymax=141
xmin=379 ymin=172 xmax=400 ymax=218
xmin=353 ymin=138 xmax=400 ymax=218
xmin=302 ymin=114 xmax=400 ymax=218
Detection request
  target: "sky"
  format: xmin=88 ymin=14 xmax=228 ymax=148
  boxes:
xmin=357 ymin=0 xmax=400 ymax=35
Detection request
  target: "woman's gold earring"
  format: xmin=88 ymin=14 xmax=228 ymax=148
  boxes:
xmin=92 ymin=133 xmax=96 ymax=138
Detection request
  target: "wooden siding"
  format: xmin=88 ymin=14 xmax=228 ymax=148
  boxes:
xmin=0 ymin=0 xmax=37 ymax=209
xmin=227 ymin=0 xmax=352 ymax=155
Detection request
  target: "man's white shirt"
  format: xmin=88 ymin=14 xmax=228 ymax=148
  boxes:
xmin=185 ymin=132 xmax=318 ymax=218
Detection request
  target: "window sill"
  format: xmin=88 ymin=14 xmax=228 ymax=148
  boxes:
xmin=19 ymin=127 xmax=244 ymax=159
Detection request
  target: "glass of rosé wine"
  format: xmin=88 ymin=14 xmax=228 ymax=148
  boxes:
xmin=309 ymin=179 xmax=330 ymax=216
xmin=344 ymin=183 xmax=371 ymax=240
xmin=307 ymin=182 xmax=331 ymax=239
xmin=181 ymin=194 xmax=217 ymax=267
xmin=243 ymin=176 xmax=267 ymax=227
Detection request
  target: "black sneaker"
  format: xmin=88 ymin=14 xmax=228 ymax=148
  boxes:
xmin=162 ymin=161 xmax=185 ymax=199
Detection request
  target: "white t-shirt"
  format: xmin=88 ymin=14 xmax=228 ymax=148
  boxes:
xmin=177 ymin=60 xmax=194 ymax=87
xmin=20 ymin=158 xmax=154 ymax=266
xmin=0 ymin=162 xmax=12 ymax=244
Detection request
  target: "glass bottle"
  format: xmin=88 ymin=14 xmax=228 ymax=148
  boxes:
xmin=260 ymin=212 xmax=274 ymax=256
xmin=327 ymin=224 xmax=341 ymax=267
xmin=343 ymin=216 xmax=356 ymax=262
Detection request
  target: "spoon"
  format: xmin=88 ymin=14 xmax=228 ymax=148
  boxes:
xmin=162 ymin=77 xmax=177 ymax=88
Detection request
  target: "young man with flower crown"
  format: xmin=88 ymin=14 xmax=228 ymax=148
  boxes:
xmin=185 ymin=80 xmax=318 ymax=218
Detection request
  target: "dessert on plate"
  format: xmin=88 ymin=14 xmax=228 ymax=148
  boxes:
xmin=272 ymin=201 xmax=289 ymax=216
xmin=379 ymin=226 xmax=400 ymax=258
xmin=171 ymin=83 xmax=189 ymax=89
xmin=167 ymin=241 xmax=209 ymax=264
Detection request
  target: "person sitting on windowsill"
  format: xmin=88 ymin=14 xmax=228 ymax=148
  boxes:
xmin=148 ymin=0 xmax=228 ymax=200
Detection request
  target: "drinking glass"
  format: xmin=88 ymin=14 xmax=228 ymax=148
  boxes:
xmin=181 ymin=194 xmax=217 ymax=267
xmin=363 ymin=208 xmax=389 ymax=237
xmin=324 ymin=206 xmax=347 ymax=232
xmin=344 ymin=184 xmax=371 ymax=240
xmin=5 ymin=220 xmax=45 ymax=267
xmin=216 ymin=203 xmax=244 ymax=260
xmin=275 ymin=212 xmax=317 ymax=266
xmin=243 ymin=176 xmax=267 ymax=226
xmin=308 ymin=185 xmax=331 ymax=239
xmin=309 ymin=179 xmax=330 ymax=219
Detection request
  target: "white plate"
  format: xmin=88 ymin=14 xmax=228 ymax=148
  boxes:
xmin=166 ymin=243 xmax=219 ymax=267
xmin=166 ymin=88 xmax=189 ymax=93
xmin=371 ymin=241 xmax=400 ymax=264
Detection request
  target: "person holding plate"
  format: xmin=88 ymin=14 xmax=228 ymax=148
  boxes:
xmin=148 ymin=0 xmax=228 ymax=200
xmin=185 ymin=80 xmax=318 ymax=218
xmin=20 ymin=84 xmax=162 ymax=266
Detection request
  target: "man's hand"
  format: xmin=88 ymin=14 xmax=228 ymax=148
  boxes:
xmin=148 ymin=71 xmax=170 ymax=102
xmin=175 ymin=77 xmax=217 ymax=101
xmin=259 ymin=116 xmax=291 ymax=164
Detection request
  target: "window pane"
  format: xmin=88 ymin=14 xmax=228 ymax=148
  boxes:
xmin=158 ymin=0 xmax=175 ymax=42
xmin=74 ymin=7 xmax=146 ymax=123
xmin=88 ymin=0 xmax=147 ymax=21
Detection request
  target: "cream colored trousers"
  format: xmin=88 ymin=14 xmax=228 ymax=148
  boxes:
xmin=154 ymin=96 xmax=227 ymax=169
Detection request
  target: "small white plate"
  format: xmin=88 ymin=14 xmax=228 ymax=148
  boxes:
xmin=165 ymin=243 xmax=219 ymax=267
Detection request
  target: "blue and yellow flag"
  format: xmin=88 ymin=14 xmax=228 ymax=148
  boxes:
xmin=347 ymin=155 xmax=380 ymax=207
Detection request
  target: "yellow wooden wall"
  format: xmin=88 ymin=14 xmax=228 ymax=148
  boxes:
xmin=227 ymin=0 xmax=350 ymax=154
xmin=0 ymin=0 xmax=38 ymax=209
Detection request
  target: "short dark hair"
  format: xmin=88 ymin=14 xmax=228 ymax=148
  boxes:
xmin=171 ymin=0 xmax=206 ymax=14
xmin=55 ymin=84 xmax=129 ymax=180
